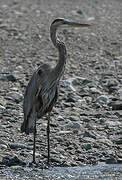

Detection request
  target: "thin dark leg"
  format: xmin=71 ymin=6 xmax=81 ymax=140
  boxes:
xmin=32 ymin=112 xmax=37 ymax=164
xmin=47 ymin=112 xmax=50 ymax=164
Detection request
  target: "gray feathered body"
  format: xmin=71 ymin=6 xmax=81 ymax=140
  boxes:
xmin=21 ymin=64 xmax=59 ymax=134
xmin=21 ymin=19 xmax=67 ymax=135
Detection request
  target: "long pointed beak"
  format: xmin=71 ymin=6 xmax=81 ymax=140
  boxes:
xmin=66 ymin=21 xmax=91 ymax=28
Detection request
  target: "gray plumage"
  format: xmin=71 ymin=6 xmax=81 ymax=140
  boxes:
xmin=20 ymin=18 xmax=91 ymax=164
xmin=21 ymin=20 xmax=67 ymax=135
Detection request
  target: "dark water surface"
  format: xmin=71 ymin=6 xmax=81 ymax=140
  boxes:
xmin=43 ymin=163 xmax=122 ymax=180
xmin=1 ymin=163 xmax=122 ymax=180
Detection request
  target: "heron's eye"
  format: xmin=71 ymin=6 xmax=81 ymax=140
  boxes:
xmin=52 ymin=19 xmax=64 ymax=25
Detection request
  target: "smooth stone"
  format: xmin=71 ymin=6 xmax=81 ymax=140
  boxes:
xmin=70 ymin=116 xmax=80 ymax=121
xmin=92 ymin=103 xmax=101 ymax=109
xmin=57 ymin=115 xmax=64 ymax=121
xmin=50 ymin=149 xmax=58 ymax=154
xmin=116 ymin=130 xmax=122 ymax=134
xmin=96 ymin=95 xmax=109 ymax=104
xmin=105 ymin=120 xmax=121 ymax=127
xmin=56 ymin=147 xmax=65 ymax=154
xmin=6 ymin=74 xmax=17 ymax=82
xmin=89 ymin=87 xmax=102 ymax=94
xmin=50 ymin=157 xmax=62 ymax=163
xmin=0 ymin=105 xmax=5 ymax=110
xmin=9 ymin=143 xmax=32 ymax=150
xmin=114 ymin=111 xmax=122 ymax=118
xmin=55 ymin=136 xmax=64 ymax=142
xmin=98 ymin=138 xmax=113 ymax=146
xmin=106 ymin=156 xmax=117 ymax=164
xmin=114 ymin=138 xmax=122 ymax=144
xmin=63 ymin=102 xmax=72 ymax=107
xmin=64 ymin=77 xmax=91 ymax=92
xmin=83 ymin=131 xmax=96 ymax=139
xmin=1 ymin=124 xmax=13 ymax=128
xmin=0 ymin=140 xmax=8 ymax=147
xmin=117 ymin=158 xmax=122 ymax=164
xmin=6 ymin=92 xmax=23 ymax=103
xmin=82 ymin=117 xmax=91 ymax=122
xmin=109 ymin=101 xmax=122 ymax=110
xmin=1 ymin=155 xmax=26 ymax=166
xmin=57 ymin=131 xmax=72 ymax=135
xmin=76 ymin=9 xmax=83 ymax=15
xmin=30 ymin=151 xmax=42 ymax=158
xmin=82 ymin=143 xmax=92 ymax=150
xmin=65 ymin=122 xmax=81 ymax=129
xmin=66 ymin=92 xmax=76 ymax=103
xmin=0 ymin=97 xmax=6 ymax=106
xmin=66 ymin=145 xmax=74 ymax=150
xmin=0 ymin=144 xmax=8 ymax=149
xmin=0 ymin=74 xmax=17 ymax=82
xmin=4 ymin=117 xmax=16 ymax=122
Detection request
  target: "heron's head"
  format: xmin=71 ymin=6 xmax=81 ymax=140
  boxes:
xmin=51 ymin=18 xmax=91 ymax=29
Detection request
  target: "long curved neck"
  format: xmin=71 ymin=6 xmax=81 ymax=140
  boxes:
xmin=50 ymin=25 xmax=67 ymax=81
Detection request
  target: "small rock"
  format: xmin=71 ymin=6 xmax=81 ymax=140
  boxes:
xmin=0 ymin=140 xmax=8 ymax=147
xmin=105 ymin=120 xmax=121 ymax=127
xmin=82 ymin=143 xmax=92 ymax=150
xmin=50 ymin=157 xmax=62 ymax=163
xmin=108 ymin=101 xmax=122 ymax=110
xmin=70 ymin=116 xmax=80 ymax=121
xmin=99 ymin=138 xmax=113 ymax=146
xmin=89 ymin=87 xmax=102 ymax=94
xmin=6 ymin=74 xmax=17 ymax=82
xmin=106 ymin=156 xmax=117 ymax=164
xmin=9 ymin=143 xmax=32 ymax=150
xmin=0 ymin=105 xmax=5 ymax=110
xmin=66 ymin=145 xmax=74 ymax=150
xmin=117 ymin=158 xmax=122 ymax=164
xmin=63 ymin=102 xmax=72 ymax=107
xmin=64 ymin=77 xmax=91 ymax=92
xmin=0 ymin=74 xmax=17 ymax=82
xmin=66 ymin=92 xmax=76 ymax=103
xmin=83 ymin=131 xmax=96 ymax=139
xmin=57 ymin=115 xmax=64 ymax=121
xmin=57 ymin=131 xmax=72 ymax=135
xmin=50 ymin=149 xmax=57 ymax=154
xmin=76 ymin=9 xmax=83 ymax=15
xmin=96 ymin=95 xmax=109 ymax=104
xmin=55 ymin=136 xmax=64 ymax=142
xmin=0 ymin=144 xmax=8 ymax=150
xmin=114 ymin=138 xmax=122 ymax=145
xmin=6 ymin=92 xmax=23 ymax=103
xmin=92 ymin=103 xmax=101 ymax=109
xmin=1 ymin=155 xmax=26 ymax=166
xmin=82 ymin=117 xmax=90 ymax=122
xmin=65 ymin=122 xmax=81 ymax=129
xmin=56 ymin=147 xmax=65 ymax=154
xmin=116 ymin=130 xmax=122 ymax=135
xmin=114 ymin=112 xmax=122 ymax=118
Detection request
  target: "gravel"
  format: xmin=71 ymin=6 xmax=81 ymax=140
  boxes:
xmin=0 ymin=0 xmax=122 ymax=179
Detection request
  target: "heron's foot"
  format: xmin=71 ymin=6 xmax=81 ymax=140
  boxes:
xmin=47 ymin=161 xmax=50 ymax=166
xmin=29 ymin=160 xmax=38 ymax=167
xmin=47 ymin=156 xmax=51 ymax=165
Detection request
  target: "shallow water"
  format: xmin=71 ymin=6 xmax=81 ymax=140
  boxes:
xmin=43 ymin=163 xmax=122 ymax=180
xmin=1 ymin=163 xmax=122 ymax=180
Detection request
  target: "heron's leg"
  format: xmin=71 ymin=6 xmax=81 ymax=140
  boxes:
xmin=47 ymin=112 xmax=51 ymax=164
xmin=32 ymin=112 xmax=37 ymax=164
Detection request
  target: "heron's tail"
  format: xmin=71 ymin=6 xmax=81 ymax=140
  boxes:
xmin=21 ymin=113 xmax=35 ymax=135
xmin=21 ymin=120 xmax=35 ymax=134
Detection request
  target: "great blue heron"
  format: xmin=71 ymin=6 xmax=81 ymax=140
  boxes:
xmin=21 ymin=18 xmax=91 ymax=164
